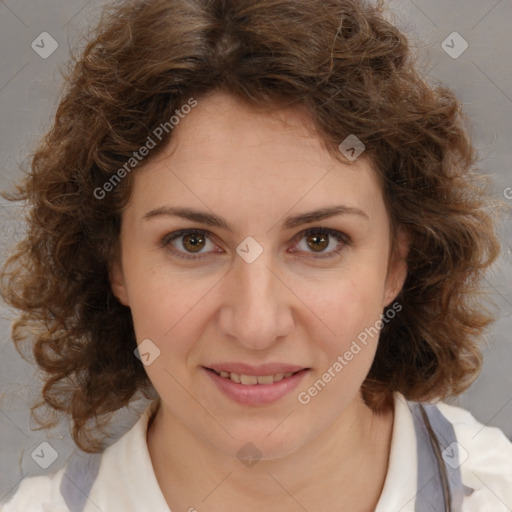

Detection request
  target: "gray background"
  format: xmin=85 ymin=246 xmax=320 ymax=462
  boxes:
xmin=0 ymin=0 xmax=511 ymax=502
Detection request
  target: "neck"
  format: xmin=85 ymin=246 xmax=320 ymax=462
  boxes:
xmin=147 ymin=393 xmax=394 ymax=512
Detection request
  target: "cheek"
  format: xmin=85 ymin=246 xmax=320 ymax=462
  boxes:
xmin=304 ymin=277 xmax=387 ymax=408
xmin=122 ymin=259 xmax=198 ymax=343
xmin=125 ymin=269 xmax=209 ymax=393
xmin=308 ymin=268 xmax=388 ymax=355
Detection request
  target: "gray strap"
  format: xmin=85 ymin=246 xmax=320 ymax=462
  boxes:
xmin=410 ymin=401 xmax=472 ymax=512
xmin=57 ymin=402 xmax=472 ymax=512
xmin=60 ymin=452 xmax=103 ymax=512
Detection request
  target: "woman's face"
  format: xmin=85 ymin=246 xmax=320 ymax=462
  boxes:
xmin=110 ymin=91 xmax=408 ymax=460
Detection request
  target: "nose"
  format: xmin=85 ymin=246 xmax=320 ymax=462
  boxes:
xmin=217 ymin=249 xmax=295 ymax=351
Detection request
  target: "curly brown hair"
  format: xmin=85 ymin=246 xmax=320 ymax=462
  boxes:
xmin=0 ymin=0 xmax=501 ymax=452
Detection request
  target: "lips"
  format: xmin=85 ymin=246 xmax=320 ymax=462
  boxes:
xmin=203 ymin=363 xmax=310 ymax=405
xmin=210 ymin=368 xmax=299 ymax=385
xmin=205 ymin=363 xmax=307 ymax=376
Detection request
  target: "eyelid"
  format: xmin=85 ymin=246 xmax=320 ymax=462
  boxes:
xmin=161 ymin=227 xmax=351 ymax=260
xmin=289 ymin=227 xmax=351 ymax=259
xmin=160 ymin=229 xmax=219 ymax=259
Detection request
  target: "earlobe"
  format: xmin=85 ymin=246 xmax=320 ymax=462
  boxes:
xmin=109 ymin=259 xmax=130 ymax=307
xmin=384 ymin=227 xmax=410 ymax=308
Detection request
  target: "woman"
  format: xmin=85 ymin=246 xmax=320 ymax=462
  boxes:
xmin=1 ymin=0 xmax=511 ymax=510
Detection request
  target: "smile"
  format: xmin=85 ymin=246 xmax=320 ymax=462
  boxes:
xmin=204 ymin=366 xmax=310 ymax=405
xmin=212 ymin=369 xmax=298 ymax=385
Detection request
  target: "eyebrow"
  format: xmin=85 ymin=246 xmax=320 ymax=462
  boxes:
xmin=143 ymin=205 xmax=368 ymax=231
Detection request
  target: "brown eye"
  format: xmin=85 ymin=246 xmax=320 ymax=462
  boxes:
xmin=162 ymin=227 xmax=350 ymax=262
xmin=161 ymin=229 xmax=218 ymax=260
xmin=181 ymin=232 xmax=206 ymax=253
xmin=306 ymin=231 xmax=330 ymax=252
xmin=292 ymin=228 xmax=350 ymax=259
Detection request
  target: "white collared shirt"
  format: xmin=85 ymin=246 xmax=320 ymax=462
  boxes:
xmin=2 ymin=393 xmax=512 ymax=511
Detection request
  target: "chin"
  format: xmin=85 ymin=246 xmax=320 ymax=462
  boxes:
xmin=210 ymin=422 xmax=312 ymax=462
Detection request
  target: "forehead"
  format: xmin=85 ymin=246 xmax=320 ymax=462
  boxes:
xmin=165 ymin=92 xmax=332 ymax=173
xmin=130 ymin=91 xmax=386 ymax=223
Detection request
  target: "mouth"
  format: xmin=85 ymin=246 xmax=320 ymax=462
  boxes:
xmin=207 ymin=367 xmax=303 ymax=385
xmin=203 ymin=365 xmax=310 ymax=406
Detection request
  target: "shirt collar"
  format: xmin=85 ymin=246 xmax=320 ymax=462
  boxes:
xmin=375 ymin=392 xmax=419 ymax=512
xmin=99 ymin=392 xmax=418 ymax=511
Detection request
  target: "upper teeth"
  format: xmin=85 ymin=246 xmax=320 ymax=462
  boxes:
xmin=214 ymin=370 xmax=295 ymax=385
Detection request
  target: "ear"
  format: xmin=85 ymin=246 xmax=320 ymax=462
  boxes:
xmin=383 ymin=226 xmax=410 ymax=308
xmin=109 ymin=256 xmax=130 ymax=307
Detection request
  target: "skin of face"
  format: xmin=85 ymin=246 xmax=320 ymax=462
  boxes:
xmin=109 ymin=90 xmax=409 ymax=507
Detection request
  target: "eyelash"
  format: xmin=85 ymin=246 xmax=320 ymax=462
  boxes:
xmin=160 ymin=228 xmax=351 ymax=261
